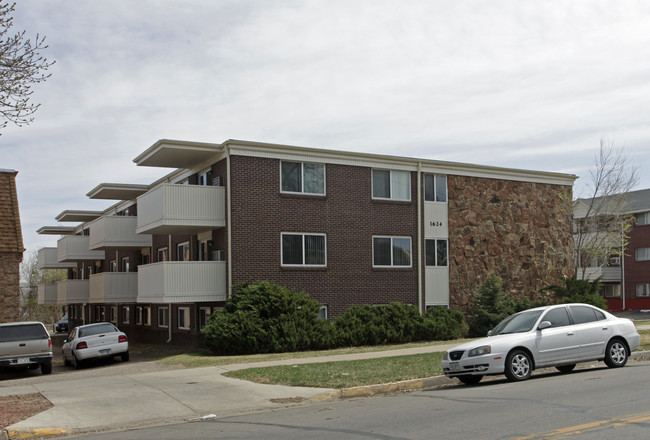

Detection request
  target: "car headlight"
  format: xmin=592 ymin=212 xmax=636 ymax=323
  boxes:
xmin=468 ymin=345 xmax=491 ymax=357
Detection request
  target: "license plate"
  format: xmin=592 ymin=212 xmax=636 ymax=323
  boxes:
xmin=16 ymin=357 xmax=32 ymax=364
xmin=99 ymin=349 xmax=111 ymax=355
xmin=450 ymin=362 xmax=460 ymax=372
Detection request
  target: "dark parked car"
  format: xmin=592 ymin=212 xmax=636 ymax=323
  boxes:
xmin=54 ymin=315 xmax=68 ymax=333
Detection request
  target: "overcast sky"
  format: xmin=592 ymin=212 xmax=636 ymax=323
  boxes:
xmin=5 ymin=0 xmax=650 ymax=259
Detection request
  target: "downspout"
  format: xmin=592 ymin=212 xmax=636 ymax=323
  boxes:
xmin=417 ymin=162 xmax=423 ymax=314
xmin=226 ymin=144 xmax=232 ymax=300
xmin=167 ymin=303 xmax=172 ymax=343
xmin=621 ymin=220 xmax=626 ymax=311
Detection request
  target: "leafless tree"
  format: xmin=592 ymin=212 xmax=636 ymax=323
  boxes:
xmin=1 ymin=2 xmax=54 ymax=132
xmin=20 ymin=250 xmax=66 ymax=322
xmin=573 ymin=139 xmax=639 ymax=278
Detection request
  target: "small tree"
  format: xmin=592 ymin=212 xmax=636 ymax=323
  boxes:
xmin=468 ymin=273 xmax=515 ymax=337
xmin=1 ymin=2 xmax=54 ymax=132
xmin=20 ymin=250 xmax=66 ymax=322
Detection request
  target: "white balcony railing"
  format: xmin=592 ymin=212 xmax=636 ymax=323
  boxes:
xmin=38 ymin=248 xmax=77 ymax=270
xmin=136 ymin=184 xmax=225 ymax=235
xmin=137 ymin=261 xmax=227 ymax=303
xmin=88 ymin=216 xmax=152 ymax=250
xmin=89 ymin=272 xmax=138 ymax=303
xmin=38 ymin=284 xmax=58 ymax=304
xmin=57 ymin=236 xmax=105 ymax=262
xmin=57 ymin=279 xmax=90 ymax=304
xmin=578 ymin=266 xmax=622 ymax=283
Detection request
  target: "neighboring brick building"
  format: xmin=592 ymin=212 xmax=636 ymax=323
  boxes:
xmin=0 ymin=169 xmax=24 ymax=322
xmin=37 ymin=139 xmax=576 ymax=345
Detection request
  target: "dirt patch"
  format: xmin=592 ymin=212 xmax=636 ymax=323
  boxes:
xmin=0 ymin=393 xmax=53 ymax=429
xmin=269 ymin=396 xmax=307 ymax=404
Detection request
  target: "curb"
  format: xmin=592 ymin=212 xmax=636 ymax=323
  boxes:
xmin=1 ymin=429 xmax=69 ymax=440
xmin=311 ymin=375 xmax=454 ymax=402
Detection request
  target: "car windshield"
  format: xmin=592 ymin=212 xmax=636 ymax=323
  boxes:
xmin=490 ymin=310 xmax=544 ymax=336
xmin=78 ymin=324 xmax=117 ymax=338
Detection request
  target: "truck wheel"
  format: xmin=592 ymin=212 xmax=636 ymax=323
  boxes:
xmin=41 ymin=359 xmax=52 ymax=375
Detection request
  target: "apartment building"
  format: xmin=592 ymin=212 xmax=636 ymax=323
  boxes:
xmin=575 ymin=188 xmax=650 ymax=311
xmin=37 ymin=140 xmax=576 ymax=345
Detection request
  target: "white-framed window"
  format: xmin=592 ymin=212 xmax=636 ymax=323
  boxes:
xmin=109 ymin=306 xmax=117 ymax=323
xmin=199 ymin=307 xmax=212 ymax=329
xmin=637 ymin=283 xmax=650 ymax=297
xmin=372 ymin=169 xmax=411 ymax=201
xmin=177 ymin=242 xmax=190 ymax=261
xmin=109 ymin=260 xmax=117 ymax=272
xmin=424 ymin=174 xmax=447 ymax=202
xmin=94 ymin=305 xmax=104 ymax=322
xmin=635 ymin=212 xmax=650 ymax=226
xmin=635 ymin=247 xmax=650 ymax=261
xmin=373 ymin=236 xmax=412 ymax=267
xmin=281 ymin=233 xmax=327 ymax=266
xmin=136 ymin=306 xmax=142 ymax=325
xmin=601 ymin=284 xmax=621 ymax=298
xmin=199 ymin=169 xmax=213 ymax=186
xmin=318 ymin=306 xmax=328 ymax=320
xmin=198 ymin=240 xmax=212 ymax=261
xmin=158 ymin=306 xmax=169 ymax=328
xmin=178 ymin=307 xmax=190 ymax=330
xmin=281 ymin=161 xmax=325 ymax=195
xmin=121 ymin=257 xmax=130 ymax=272
xmin=425 ymin=239 xmax=448 ymax=267
xmin=137 ymin=306 xmax=151 ymax=326
xmin=122 ymin=306 xmax=130 ymax=324
xmin=157 ymin=247 xmax=168 ymax=262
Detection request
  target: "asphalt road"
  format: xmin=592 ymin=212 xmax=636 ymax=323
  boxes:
xmin=66 ymin=360 xmax=650 ymax=440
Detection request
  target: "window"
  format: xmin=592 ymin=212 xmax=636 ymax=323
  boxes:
xmin=136 ymin=306 xmax=151 ymax=326
xmin=281 ymin=161 xmax=325 ymax=195
xmin=177 ymin=242 xmax=190 ymax=261
xmin=135 ymin=306 xmax=142 ymax=325
xmin=157 ymin=247 xmax=168 ymax=262
xmin=178 ymin=307 xmax=190 ymax=330
xmin=372 ymin=169 xmax=410 ymax=201
xmin=121 ymin=306 xmax=130 ymax=324
xmin=199 ymin=169 xmax=213 ymax=186
xmin=281 ymin=233 xmax=326 ymax=266
xmin=198 ymin=240 xmax=212 ymax=261
xmin=199 ymin=307 xmax=211 ymax=329
xmin=109 ymin=306 xmax=117 ymax=323
xmin=373 ymin=236 xmax=412 ymax=267
xmin=635 ymin=248 xmax=650 ymax=261
xmin=94 ymin=305 xmax=105 ymax=322
xmin=635 ymin=212 xmax=650 ymax=226
xmin=570 ymin=305 xmax=604 ymax=323
xmin=637 ymin=283 xmax=650 ymax=297
xmin=318 ymin=306 xmax=328 ymax=320
xmin=425 ymin=239 xmax=448 ymax=267
xmin=121 ymin=257 xmax=130 ymax=272
xmin=601 ymin=284 xmax=621 ymax=298
xmin=424 ymin=174 xmax=447 ymax=202
xmin=158 ymin=307 xmax=169 ymax=328
xmin=542 ymin=307 xmax=571 ymax=327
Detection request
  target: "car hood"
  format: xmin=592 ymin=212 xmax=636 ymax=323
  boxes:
xmin=447 ymin=333 xmax=531 ymax=352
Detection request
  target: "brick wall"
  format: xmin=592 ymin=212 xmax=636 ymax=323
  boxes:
xmin=0 ymin=170 xmax=24 ymax=322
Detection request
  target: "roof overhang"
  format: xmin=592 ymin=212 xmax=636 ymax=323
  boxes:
xmin=86 ymin=183 xmax=150 ymax=200
xmin=133 ymin=139 xmax=223 ymax=168
xmin=55 ymin=210 xmax=103 ymax=222
xmin=37 ymin=226 xmax=77 ymax=235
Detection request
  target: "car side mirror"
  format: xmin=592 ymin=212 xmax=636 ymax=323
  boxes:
xmin=538 ymin=321 xmax=552 ymax=330
xmin=487 ymin=330 xmax=492 ymax=336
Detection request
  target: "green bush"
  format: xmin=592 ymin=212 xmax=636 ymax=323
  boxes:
xmin=541 ymin=276 xmax=607 ymax=310
xmin=202 ymin=281 xmax=335 ymax=355
xmin=421 ymin=306 xmax=469 ymax=340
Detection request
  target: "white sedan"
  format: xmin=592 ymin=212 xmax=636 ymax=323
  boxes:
xmin=441 ymin=303 xmax=640 ymax=384
xmin=62 ymin=322 xmax=129 ymax=369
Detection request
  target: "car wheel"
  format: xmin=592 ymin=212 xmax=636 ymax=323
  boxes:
xmin=457 ymin=375 xmax=483 ymax=385
xmin=72 ymin=354 xmax=83 ymax=370
xmin=120 ymin=351 xmax=129 ymax=362
xmin=41 ymin=359 xmax=52 ymax=375
xmin=604 ymin=339 xmax=628 ymax=368
xmin=555 ymin=364 xmax=576 ymax=373
xmin=505 ymin=349 xmax=532 ymax=381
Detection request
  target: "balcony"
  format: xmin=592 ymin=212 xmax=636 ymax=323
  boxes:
xmin=88 ymin=215 xmax=152 ymax=250
xmin=57 ymin=236 xmax=105 ymax=262
xmin=89 ymin=272 xmax=138 ymax=303
xmin=38 ymin=247 xmax=77 ymax=270
xmin=57 ymin=279 xmax=90 ymax=304
xmin=137 ymin=261 xmax=227 ymax=303
xmin=136 ymin=184 xmax=225 ymax=235
xmin=38 ymin=284 xmax=58 ymax=304
xmin=579 ymin=266 xmax=622 ymax=283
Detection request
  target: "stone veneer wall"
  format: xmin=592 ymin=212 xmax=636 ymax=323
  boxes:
xmin=0 ymin=170 xmax=23 ymax=322
xmin=447 ymin=175 xmax=574 ymax=312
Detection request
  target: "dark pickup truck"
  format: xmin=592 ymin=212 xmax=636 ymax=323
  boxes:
xmin=0 ymin=321 xmax=53 ymax=375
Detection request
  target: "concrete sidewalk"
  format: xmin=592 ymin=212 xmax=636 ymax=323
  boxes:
xmin=3 ymin=320 xmax=649 ymax=439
